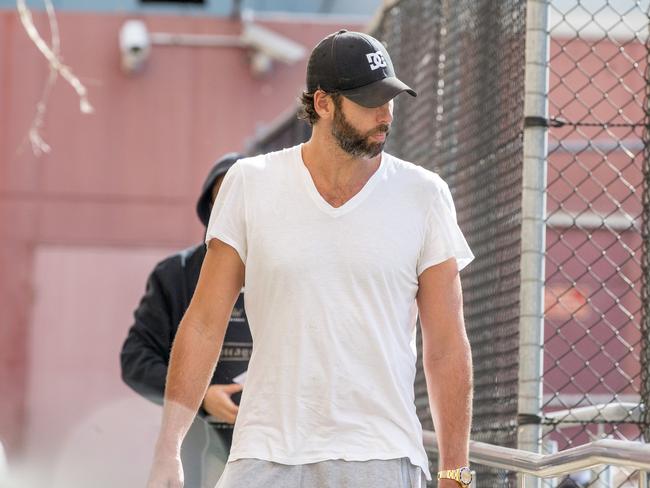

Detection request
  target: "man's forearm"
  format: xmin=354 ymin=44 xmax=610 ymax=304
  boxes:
xmin=156 ymin=312 xmax=226 ymax=450
xmin=424 ymin=339 xmax=473 ymax=469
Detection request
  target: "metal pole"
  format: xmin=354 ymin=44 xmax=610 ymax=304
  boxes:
xmin=642 ymin=0 xmax=650 ymax=453
xmin=518 ymin=1 xmax=550 ymax=487
xmin=520 ymin=474 xmax=527 ymax=488
xmin=640 ymin=470 xmax=648 ymax=488
xmin=149 ymin=32 xmax=246 ymax=48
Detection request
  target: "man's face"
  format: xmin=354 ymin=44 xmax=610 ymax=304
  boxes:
xmin=330 ymin=96 xmax=393 ymax=159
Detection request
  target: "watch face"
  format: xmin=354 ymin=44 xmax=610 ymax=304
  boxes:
xmin=459 ymin=467 xmax=473 ymax=485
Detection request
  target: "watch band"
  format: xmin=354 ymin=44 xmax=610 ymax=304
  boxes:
xmin=437 ymin=467 xmax=472 ymax=487
xmin=438 ymin=469 xmax=459 ymax=482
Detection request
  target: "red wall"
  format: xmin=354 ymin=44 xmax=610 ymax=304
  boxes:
xmin=0 ymin=9 xmax=362 ymax=458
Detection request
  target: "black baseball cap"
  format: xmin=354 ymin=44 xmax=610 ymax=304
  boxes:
xmin=196 ymin=152 xmax=244 ymax=228
xmin=306 ymin=30 xmax=416 ymax=108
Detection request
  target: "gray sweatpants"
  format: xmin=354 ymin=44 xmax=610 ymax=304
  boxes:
xmin=214 ymin=457 xmax=427 ymax=488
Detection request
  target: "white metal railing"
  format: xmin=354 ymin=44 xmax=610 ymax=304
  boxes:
xmin=423 ymin=431 xmax=650 ymax=487
xmin=542 ymin=403 xmax=644 ymax=425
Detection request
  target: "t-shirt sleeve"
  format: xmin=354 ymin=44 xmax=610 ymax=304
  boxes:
xmin=417 ymin=180 xmax=474 ymax=276
xmin=205 ymin=162 xmax=247 ymax=264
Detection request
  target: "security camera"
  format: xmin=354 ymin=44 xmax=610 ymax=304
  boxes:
xmin=119 ymin=20 xmax=151 ymax=74
xmin=240 ymin=22 xmax=306 ymax=66
xmin=115 ymin=18 xmax=304 ymax=78
xmin=249 ymin=51 xmax=274 ymax=77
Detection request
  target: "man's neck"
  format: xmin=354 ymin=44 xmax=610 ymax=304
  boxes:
xmin=301 ymin=132 xmax=381 ymax=188
xmin=300 ymin=133 xmax=382 ymax=208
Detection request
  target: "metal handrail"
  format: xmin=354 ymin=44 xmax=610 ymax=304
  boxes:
xmin=423 ymin=431 xmax=650 ymax=478
xmin=543 ymin=403 xmax=645 ymax=424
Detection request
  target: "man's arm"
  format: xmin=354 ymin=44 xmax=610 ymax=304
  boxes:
xmin=121 ymin=255 xmax=243 ymax=424
xmin=148 ymin=239 xmax=244 ymax=488
xmin=417 ymin=257 xmax=473 ymax=486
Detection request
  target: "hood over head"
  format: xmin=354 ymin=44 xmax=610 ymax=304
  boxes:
xmin=196 ymin=152 xmax=244 ymax=228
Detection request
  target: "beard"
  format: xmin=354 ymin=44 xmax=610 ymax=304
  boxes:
xmin=331 ymin=104 xmax=390 ymax=159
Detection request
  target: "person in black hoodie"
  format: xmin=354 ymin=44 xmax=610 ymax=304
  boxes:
xmin=120 ymin=153 xmax=252 ymax=488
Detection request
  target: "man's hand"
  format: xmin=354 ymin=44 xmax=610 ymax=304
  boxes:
xmin=146 ymin=446 xmax=183 ymax=488
xmin=203 ymin=383 xmax=244 ymax=424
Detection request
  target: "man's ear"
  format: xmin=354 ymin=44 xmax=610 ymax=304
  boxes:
xmin=314 ymin=90 xmax=336 ymax=121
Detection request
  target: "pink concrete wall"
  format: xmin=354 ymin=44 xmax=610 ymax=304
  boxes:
xmin=19 ymin=246 xmax=169 ymax=487
xmin=0 ymin=9 xmax=363 ymax=461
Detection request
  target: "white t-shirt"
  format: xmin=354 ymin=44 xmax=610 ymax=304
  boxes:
xmin=205 ymin=144 xmax=474 ymax=481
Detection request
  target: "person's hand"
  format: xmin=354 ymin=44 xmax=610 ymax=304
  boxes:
xmin=203 ymin=383 xmax=244 ymax=424
xmin=146 ymin=445 xmax=183 ymax=488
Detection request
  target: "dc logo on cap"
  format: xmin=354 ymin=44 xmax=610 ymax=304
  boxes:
xmin=366 ymin=51 xmax=387 ymax=71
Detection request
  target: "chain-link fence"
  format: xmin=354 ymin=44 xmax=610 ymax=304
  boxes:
xmin=541 ymin=2 xmax=649 ymax=487
xmin=246 ymin=1 xmax=650 ymax=486
xmin=644 ymin=9 xmax=650 ymax=452
xmin=372 ymin=1 xmax=528 ymax=486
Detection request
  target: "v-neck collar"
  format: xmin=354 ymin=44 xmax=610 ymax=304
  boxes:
xmin=294 ymin=143 xmax=386 ymax=217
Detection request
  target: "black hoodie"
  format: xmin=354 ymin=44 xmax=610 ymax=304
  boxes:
xmin=120 ymin=154 xmax=251 ymax=475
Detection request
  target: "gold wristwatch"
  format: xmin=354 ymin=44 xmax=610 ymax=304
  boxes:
xmin=437 ymin=467 xmax=472 ymax=487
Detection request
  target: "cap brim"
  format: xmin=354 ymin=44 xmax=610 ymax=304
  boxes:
xmin=340 ymin=77 xmax=417 ymax=108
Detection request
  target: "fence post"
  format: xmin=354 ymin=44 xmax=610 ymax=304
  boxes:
xmin=518 ymin=1 xmax=550 ymax=487
xmin=643 ymin=0 xmax=650 ymax=450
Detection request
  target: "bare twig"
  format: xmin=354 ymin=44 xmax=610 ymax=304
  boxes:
xmin=16 ymin=0 xmax=94 ymax=156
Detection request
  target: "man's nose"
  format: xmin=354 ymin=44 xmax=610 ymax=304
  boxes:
xmin=376 ymin=102 xmax=393 ymax=125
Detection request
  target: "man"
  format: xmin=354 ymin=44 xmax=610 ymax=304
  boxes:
xmin=148 ymin=30 xmax=475 ymax=488
xmin=121 ymin=153 xmax=252 ymax=488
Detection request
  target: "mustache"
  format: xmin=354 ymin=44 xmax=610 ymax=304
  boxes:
xmin=367 ymin=124 xmax=391 ymax=137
